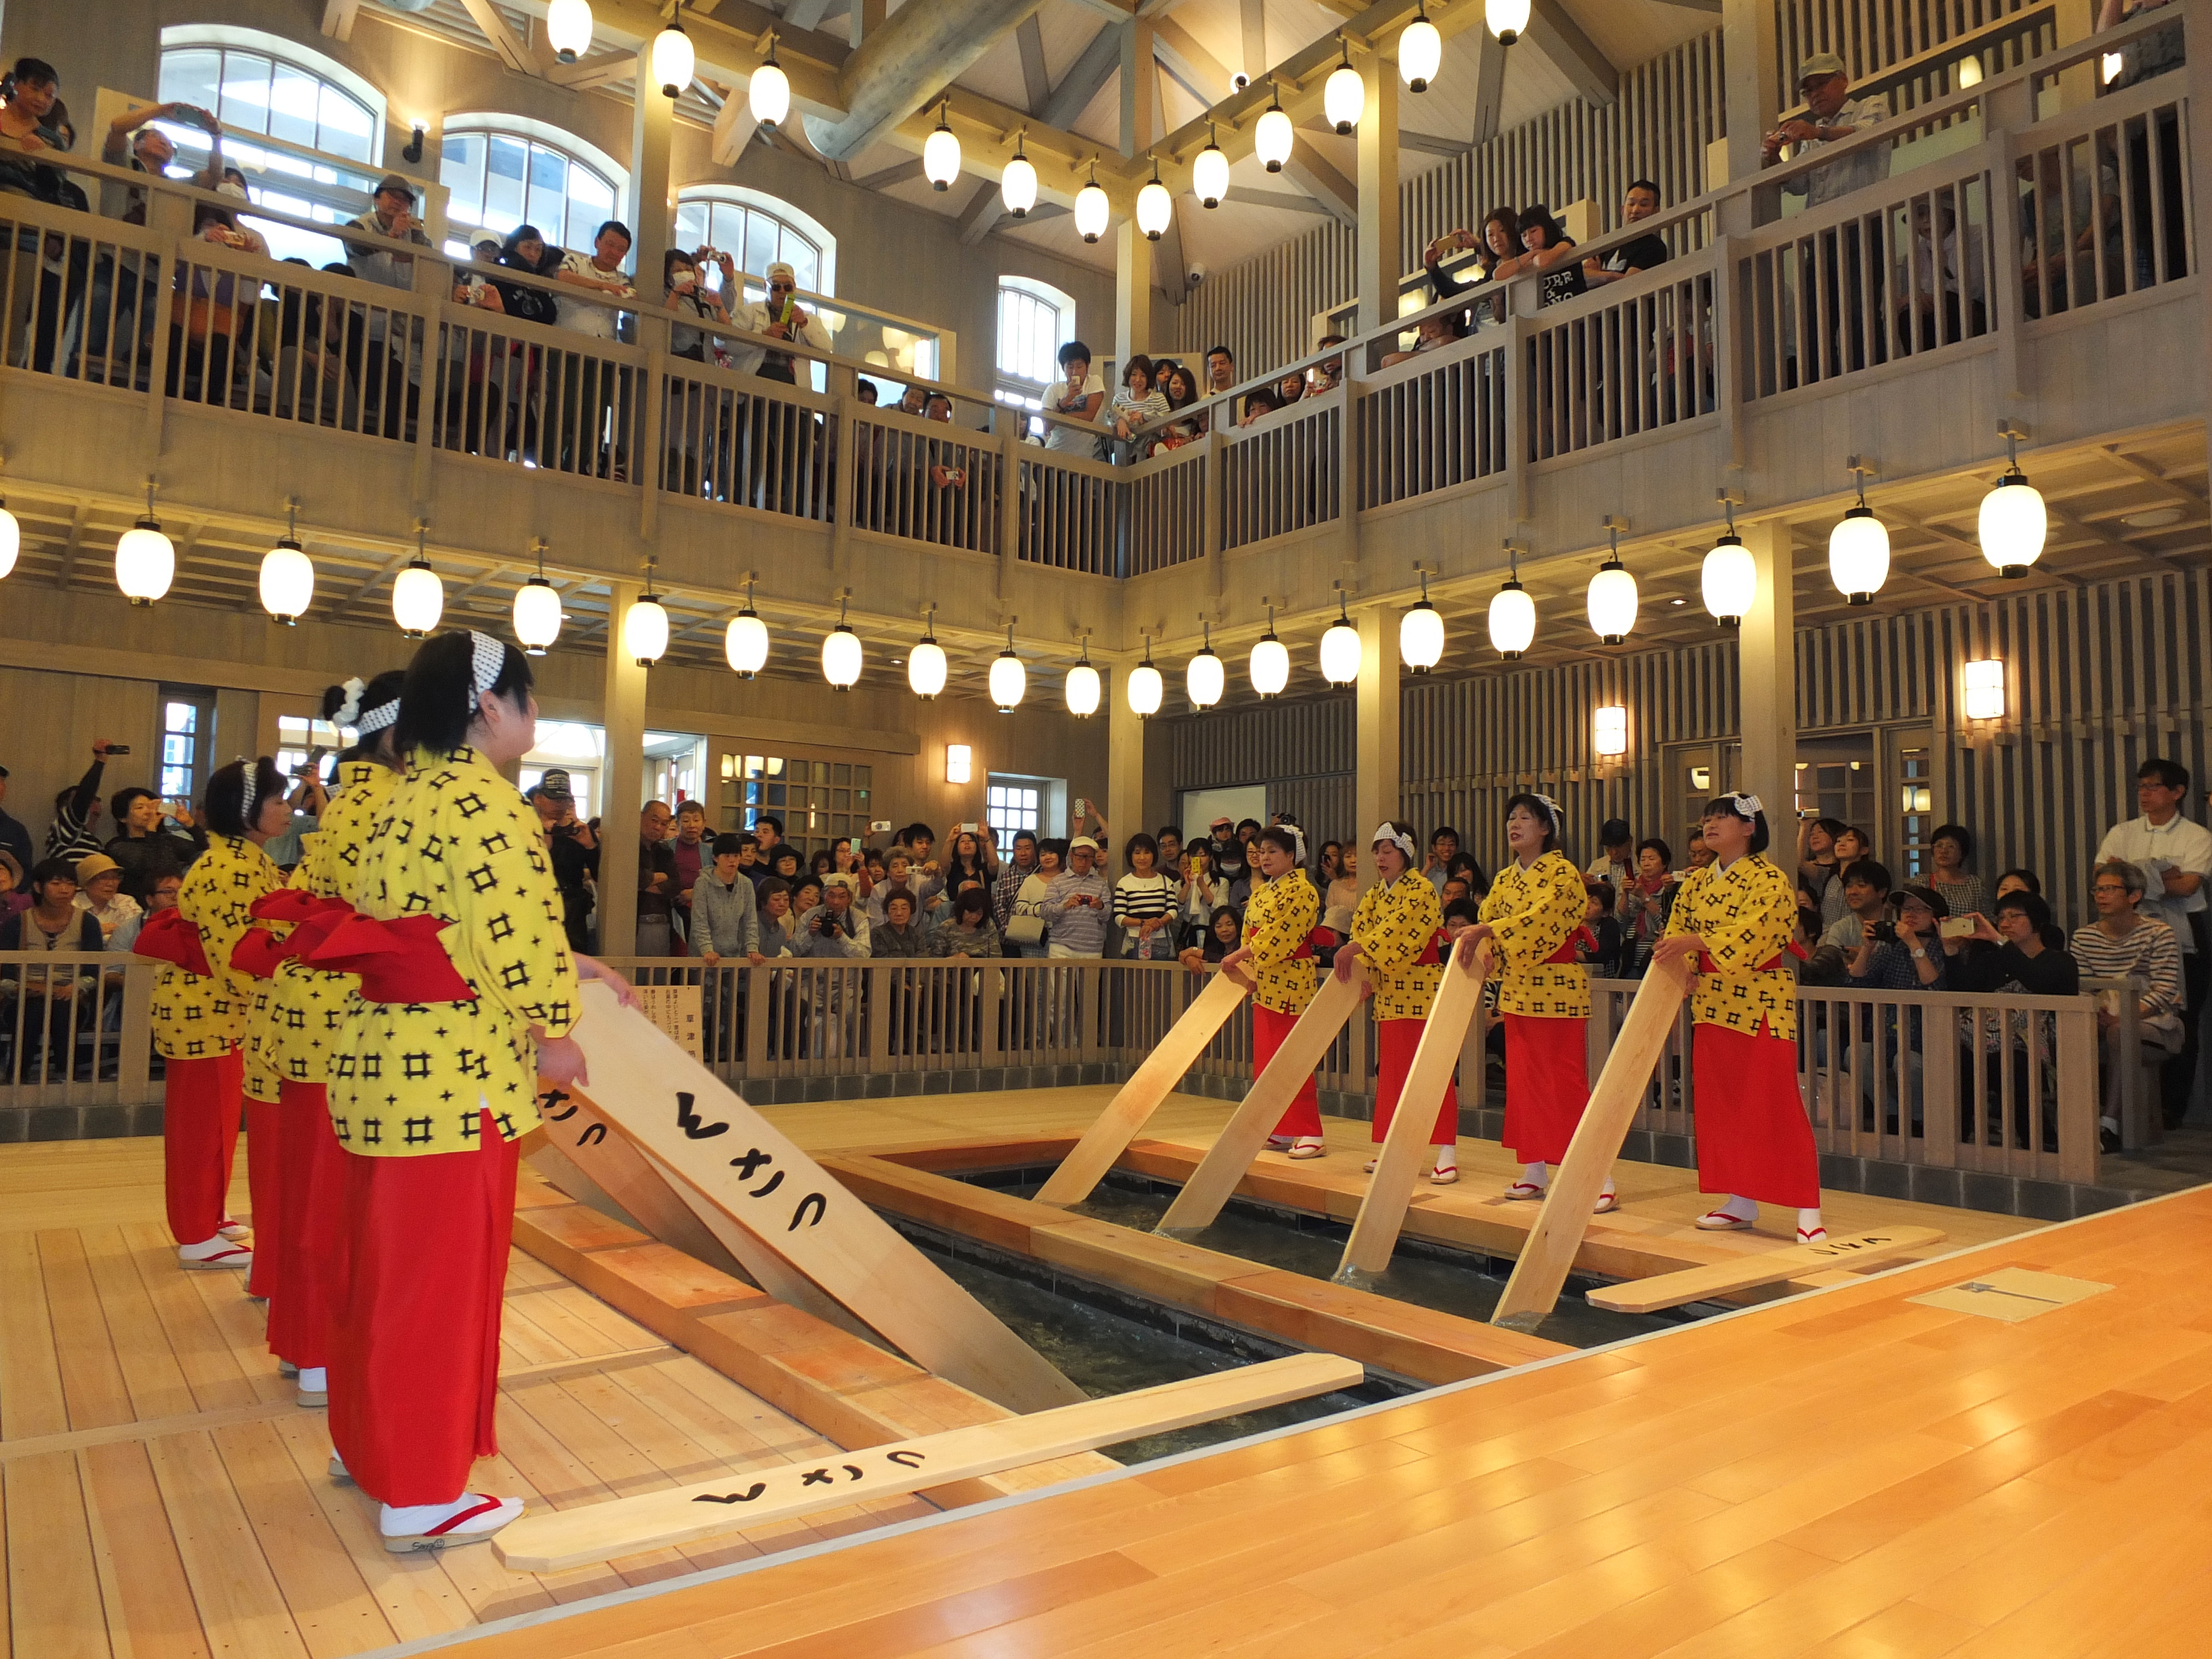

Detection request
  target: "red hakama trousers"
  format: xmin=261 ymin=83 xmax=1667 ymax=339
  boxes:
xmin=264 ymin=1080 xmax=349 ymax=1369
xmin=1370 ymin=1016 xmax=1458 ymax=1145
xmin=329 ymin=1109 xmax=519 ymax=1506
xmin=1691 ymin=1020 xmax=1821 ymax=1207
xmin=244 ymin=1095 xmax=281 ymax=1297
xmin=163 ymin=1051 xmax=243 ymax=1247
xmin=1252 ymin=1003 xmax=1322 ymax=1139
xmin=1501 ymin=1014 xmax=1590 ymax=1165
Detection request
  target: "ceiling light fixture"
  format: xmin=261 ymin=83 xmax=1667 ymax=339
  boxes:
xmin=1585 ymin=524 xmax=1638 ymax=644
xmin=1700 ymin=497 xmax=1756 ymax=629
xmin=1193 ymin=121 xmax=1229 ymax=208
xmin=545 ymin=0 xmax=593 ymax=64
xmin=1187 ymin=618 xmax=1225 ymax=711
xmin=513 ymin=538 xmax=561 ymax=654
xmin=625 ymin=559 xmax=670 ymax=666
xmin=1400 ymin=1 xmax=1442 ymax=91
xmin=1978 ymin=425 xmax=2047 ymax=579
xmin=115 ymin=480 xmax=175 ymax=607
xmin=390 ymin=523 xmax=443 ymax=637
xmin=1001 ymin=130 xmax=1037 ymax=217
xmin=258 ymin=499 xmax=314 ymax=625
xmin=726 ymin=576 xmax=769 ymax=677
xmin=908 ymin=603 xmax=947 ymax=698
xmin=989 ymin=621 xmax=1026 ymax=711
xmin=1249 ymin=602 xmax=1289 ymax=697
xmin=1136 ymin=157 xmax=1172 ymax=241
xmin=749 ymin=31 xmax=790 ymax=127
xmin=1127 ymin=634 xmax=1164 ymax=717
xmin=922 ymin=96 xmax=961 ymax=190
xmin=1488 ymin=545 xmax=1535 ymax=659
xmin=1323 ymin=35 xmax=1363 ymax=135
xmin=1829 ymin=463 xmax=1890 ymax=604
xmin=1400 ymin=569 xmax=1444 ymax=671
xmin=822 ymin=593 xmax=863 ymax=688
xmin=1074 ymin=159 xmax=1110 ymax=242
xmin=1319 ymin=591 xmax=1360 ymax=687
xmin=651 ymin=1 xmax=695 ymax=98
xmin=1066 ymin=635 xmax=1100 ymax=716
xmin=1255 ymin=85 xmax=1294 ymax=172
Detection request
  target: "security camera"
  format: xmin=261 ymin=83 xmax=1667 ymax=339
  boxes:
xmin=1187 ymin=263 xmax=1208 ymax=287
xmin=1232 ymin=72 xmax=1250 ymax=91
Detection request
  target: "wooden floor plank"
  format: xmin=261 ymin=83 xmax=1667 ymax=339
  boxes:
xmin=4 ymin=1451 xmax=113 ymax=1659
xmin=80 ymin=1439 xmax=216 ymax=1659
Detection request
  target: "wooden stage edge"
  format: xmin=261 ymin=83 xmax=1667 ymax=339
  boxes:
xmin=415 ymin=1180 xmax=2212 ymax=1659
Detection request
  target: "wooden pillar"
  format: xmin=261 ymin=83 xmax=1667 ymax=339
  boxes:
xmin=629 ymin=41 xmax=675 ymax=294
xmin=1107 ymin=659 xmax=1146 ymax=855
xmin=1355 ymin=606 xmax=1401 ymax=865
xmin=1116 ymin=222 xmax=1156 ymax=367
xmin=1354 ymin=49 xmax=1401 ymax=337
xmin=599 ymin=580 xmax=648 ymax=956
xmin=1718 ymin=0 xmax=1779 ymax=233
xmin=1736 ymin=520 xmax=1796 ymax=828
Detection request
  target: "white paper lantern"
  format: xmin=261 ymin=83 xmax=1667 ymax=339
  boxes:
xmin=907 ymin=635 xmax=947 ymax=699
xmin=1829 ymin=505 xmax=1890 ymax=604
xmin=0 ymin=500 xmax=17 ymax=580
xmin=749 ymin=54 xmax=790 ymax=127
xmin=1400 ymin=576 xmax=1444 ymax=672
xmin=651 ymin=19 xmax=694 ymax=97
xmin=1249 ymin=629 xmax=1289 ymax=698
xmin=1324 ymin=61 xmax=1364 ymax=134
xmin=258 ymin=537 xmax=314 ymax=625
xmin=725 ymin=607 xmax=769 ymax=677
xmin=1586 ymin=554 xmax=1637 ymax=644
xmin=1979 ymin=467 xmax=2047 ymax=578
xmin=1319 ymin=607 xmax=1360 ymax=687
xmin=1136 ymin=175 xmax=1172 ymax=241
xmin=1127 ymin=657 xmax=1164 ymax=717
xmin=1254 ymin=104 xmax=1294 ymax=173
xmin=391 ymin=557 xmax=443 ymax=637
xmin=625 ymin=591 xmax=670 ymax=666
xmin=116 ymin=498 xmax=175 ymax=606
xmin=1192 ymin=139 xmax=1230 ymax=208
xmin=1400 ymin=13 xmax=1442 ymax=92
xmin=1001 ymin=150 xmax=1037 ymax=217
xmin=1489 ymin=576 xmax=1535 ymax=659
xmin=1074 ymin=176 xmax=1110 ymax=243
xmin=545 ymin=0 xmax=593 ymax=63
xmin=1485 ymin=0 xmax=1530 ymax=45
xmin=1700 ymin=533 xmax=1756 ymax=628
xmin=922 ymin=107 xmax=961 ymax=191
xmin=822 ymin=621 xmax=863 ymax=688
xmin=1187 ymin=632 xmax=1224 ymax=711
xmin=1065 ymin=659 xmax=1101 ymax=717
xmin=513 ymin=575 xmax=562 ymax=655
xmin=990 ymin=634 xmax=1026 ymax=711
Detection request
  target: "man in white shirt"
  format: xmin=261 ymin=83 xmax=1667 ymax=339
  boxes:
xmin=549 ymin=219 xmax=635 ymax=477
xmin=2095 ymin=758 xmax=2212 ymax=1126
xmin=1042 ymin=339 xmax=1104 ymax=455
xmin=1763 ymin=52 xmax=1891 ymax=382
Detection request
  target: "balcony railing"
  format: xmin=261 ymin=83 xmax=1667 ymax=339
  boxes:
xmin=0 ymin=6 xmax=2193 ymax=586
xmin=3 ymin=952 xmax=2125 ymax=1192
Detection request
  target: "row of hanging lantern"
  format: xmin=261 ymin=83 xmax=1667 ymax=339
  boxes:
xmin=963 ymin=0 xmax=1531 ymax=244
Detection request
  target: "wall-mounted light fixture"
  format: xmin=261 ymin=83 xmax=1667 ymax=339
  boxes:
xmin=946 ymin=743 xmax=973 ymax=785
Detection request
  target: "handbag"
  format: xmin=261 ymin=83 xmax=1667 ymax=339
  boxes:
xmin=1006 ymin=909 xmax=1045 ymax=946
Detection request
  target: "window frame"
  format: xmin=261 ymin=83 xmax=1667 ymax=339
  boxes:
xmin=672 ymin=185 xmax=838 ymax=300
xmin=995 ymin=274 xmax=1078 ymax=438
xmin=158 ymin=27 xmax=387 ymax=164
xmin=439 ymin=114 xmax=628 ymax=261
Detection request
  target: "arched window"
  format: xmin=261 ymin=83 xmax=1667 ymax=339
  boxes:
xmin=996 ymin=274 xmax=1078 ymax=436
xmin=159 ymin=28 xmax=384 ymax=162
xmin=673 ymin=186 xmax=836 ymax=298
xmin=156 ymin=29 xmax=390 ymax=265
xmin=440 ymin=117 xmax=624 ymax=258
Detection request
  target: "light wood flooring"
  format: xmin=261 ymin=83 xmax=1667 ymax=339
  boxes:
xmin=0 ymin=1094 xmax=2115 ymax=1659
xmin=0 ymin=1140 xmax=934 ymax=1659
xmin=434 ymin=1179 xmax=2212 ymax=1659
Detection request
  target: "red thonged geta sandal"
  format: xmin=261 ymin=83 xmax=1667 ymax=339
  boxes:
xmin=1695 ymin=1208 xmax=1755 ymax=1231
xmin=178 ymin=1239 xmax=254 ymax=1270
xmin=1501 ymin=1181 xmax=1547 ymax=1202
xmin=1797 ymin=1226 xmax=1829 ymax=1244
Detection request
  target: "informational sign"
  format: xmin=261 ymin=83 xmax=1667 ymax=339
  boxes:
xmin=632 ymin=982 xmax=703 ymax=1060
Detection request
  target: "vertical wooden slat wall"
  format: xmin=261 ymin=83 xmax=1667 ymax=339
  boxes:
xmin=1160 ymin=570 xmax=2212 ymax=933
xmin=1176 ymin=0 xmax=2038 ymax=382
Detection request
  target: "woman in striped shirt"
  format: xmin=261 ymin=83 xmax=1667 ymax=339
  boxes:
xmin=2072 ymin=858 xmax=2184 ymax=1148
xmin=1114 ymin=833 xmax=1178 ymax=961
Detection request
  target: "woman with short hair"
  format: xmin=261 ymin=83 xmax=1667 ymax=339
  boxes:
xmin=1219 ymin=826 xmax=1326 ymax=1159
xmin=1336 ymin=822 xmax=1456 ymax=1182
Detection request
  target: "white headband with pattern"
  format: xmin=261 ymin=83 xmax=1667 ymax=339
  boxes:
xmin=1727 ymin=792 xmax=1764 ymax=817
xmin=1532 ymin=792 xmax=1565 ymax=833
xmin=238 ymin=758 xmax=259 ymax=824
xmin=467 ymin=630 xmax=505 ymax=714
xmin=357 ymin=694 xmax=399 ymax=735
xmin=1370 ymin=823 xmax=1417 ymax=862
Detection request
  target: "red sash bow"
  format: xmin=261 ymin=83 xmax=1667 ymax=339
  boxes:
xmin=132 ymin=908 xmax=213 ymax=978
xmin=302 ymin=914 xmax=474 ymax=1004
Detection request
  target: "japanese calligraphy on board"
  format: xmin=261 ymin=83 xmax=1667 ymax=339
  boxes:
xmin=631 ymin=982 xmax=703 ymax=1061
xmin=545 ymin=982 xmax=1086 ymax=1413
